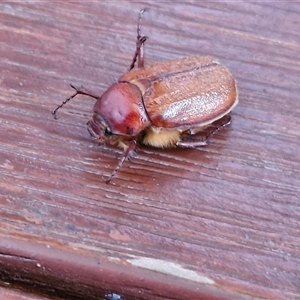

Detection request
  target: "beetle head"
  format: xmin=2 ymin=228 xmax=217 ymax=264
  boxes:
xmin=87 ymin=82 xmax=149 ymax=142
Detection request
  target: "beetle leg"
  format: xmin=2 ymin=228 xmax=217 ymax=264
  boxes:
xmin=176 ymin=139 xmax=208 ymax=148
xmin=129 ymin=8 xmax=149 ymax=70
xmin=177 ymin=115 xmax=232 ymax=148
xmin=105 ymin=140 xmax=137 ymax=184
xmin=206 ymin=114 xmax=232 ymax=139
xmin=52 ymin=84 xmax=99 ymax=119
xmin=189 ymin=114 xmax=231 ymax=135
xmin=203 ymin=114 xmax=232 ymax=142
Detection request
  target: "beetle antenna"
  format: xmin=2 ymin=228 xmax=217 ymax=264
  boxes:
xmin=105 ymin=140 xmax=137 ymax=184
xmin=129 ymin=8 xmax=149 ymax=70
xmin=52 ymin=84 xmax=99 ymax=119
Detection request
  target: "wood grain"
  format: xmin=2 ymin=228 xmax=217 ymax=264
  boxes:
xmin=0 ymin=1 xmax=300 ymax=300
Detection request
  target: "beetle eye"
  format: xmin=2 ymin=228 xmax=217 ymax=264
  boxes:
xmin=104 ymin=128 xmax=113 ymax=136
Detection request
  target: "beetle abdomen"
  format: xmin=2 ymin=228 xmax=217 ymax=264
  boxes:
xmin=142 ymin=127 xmax=181 ymax=148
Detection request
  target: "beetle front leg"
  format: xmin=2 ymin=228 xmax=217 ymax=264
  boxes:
xmin=105 ymin=140 xmax=137 ymax=184
xmin=176 ymin=115 xmax=232 ymax=148
xmin=129 ymin=8 xmax=148 ymax=70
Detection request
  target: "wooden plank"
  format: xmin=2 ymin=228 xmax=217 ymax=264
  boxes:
xmin=0 ymin=285 xmax=60 ymax=300
xmin=0 ymin=1 xmax=299 ymax=299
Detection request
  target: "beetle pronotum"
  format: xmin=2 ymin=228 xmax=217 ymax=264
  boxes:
xmin=53 ymin=9 xmax=238 ymax=183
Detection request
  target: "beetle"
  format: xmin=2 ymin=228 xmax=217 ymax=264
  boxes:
xmin=53 ymin=8 xmax=238 ymax=183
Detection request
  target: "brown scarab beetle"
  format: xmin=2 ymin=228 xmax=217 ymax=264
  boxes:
xmin=53 ymin=9 xmax=238 ymax=183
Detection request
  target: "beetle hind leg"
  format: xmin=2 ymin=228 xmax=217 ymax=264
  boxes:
xmin=129 ymin=8 xmax=149 ymax=70
xmin=177 ymin=114 xmax=232 ymax=148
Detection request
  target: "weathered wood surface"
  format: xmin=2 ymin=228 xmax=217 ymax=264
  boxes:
xmin=0 ymin=1 xmax=300 ymax=300
xmin=0 ymin=286 xmax=60 ymax=300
